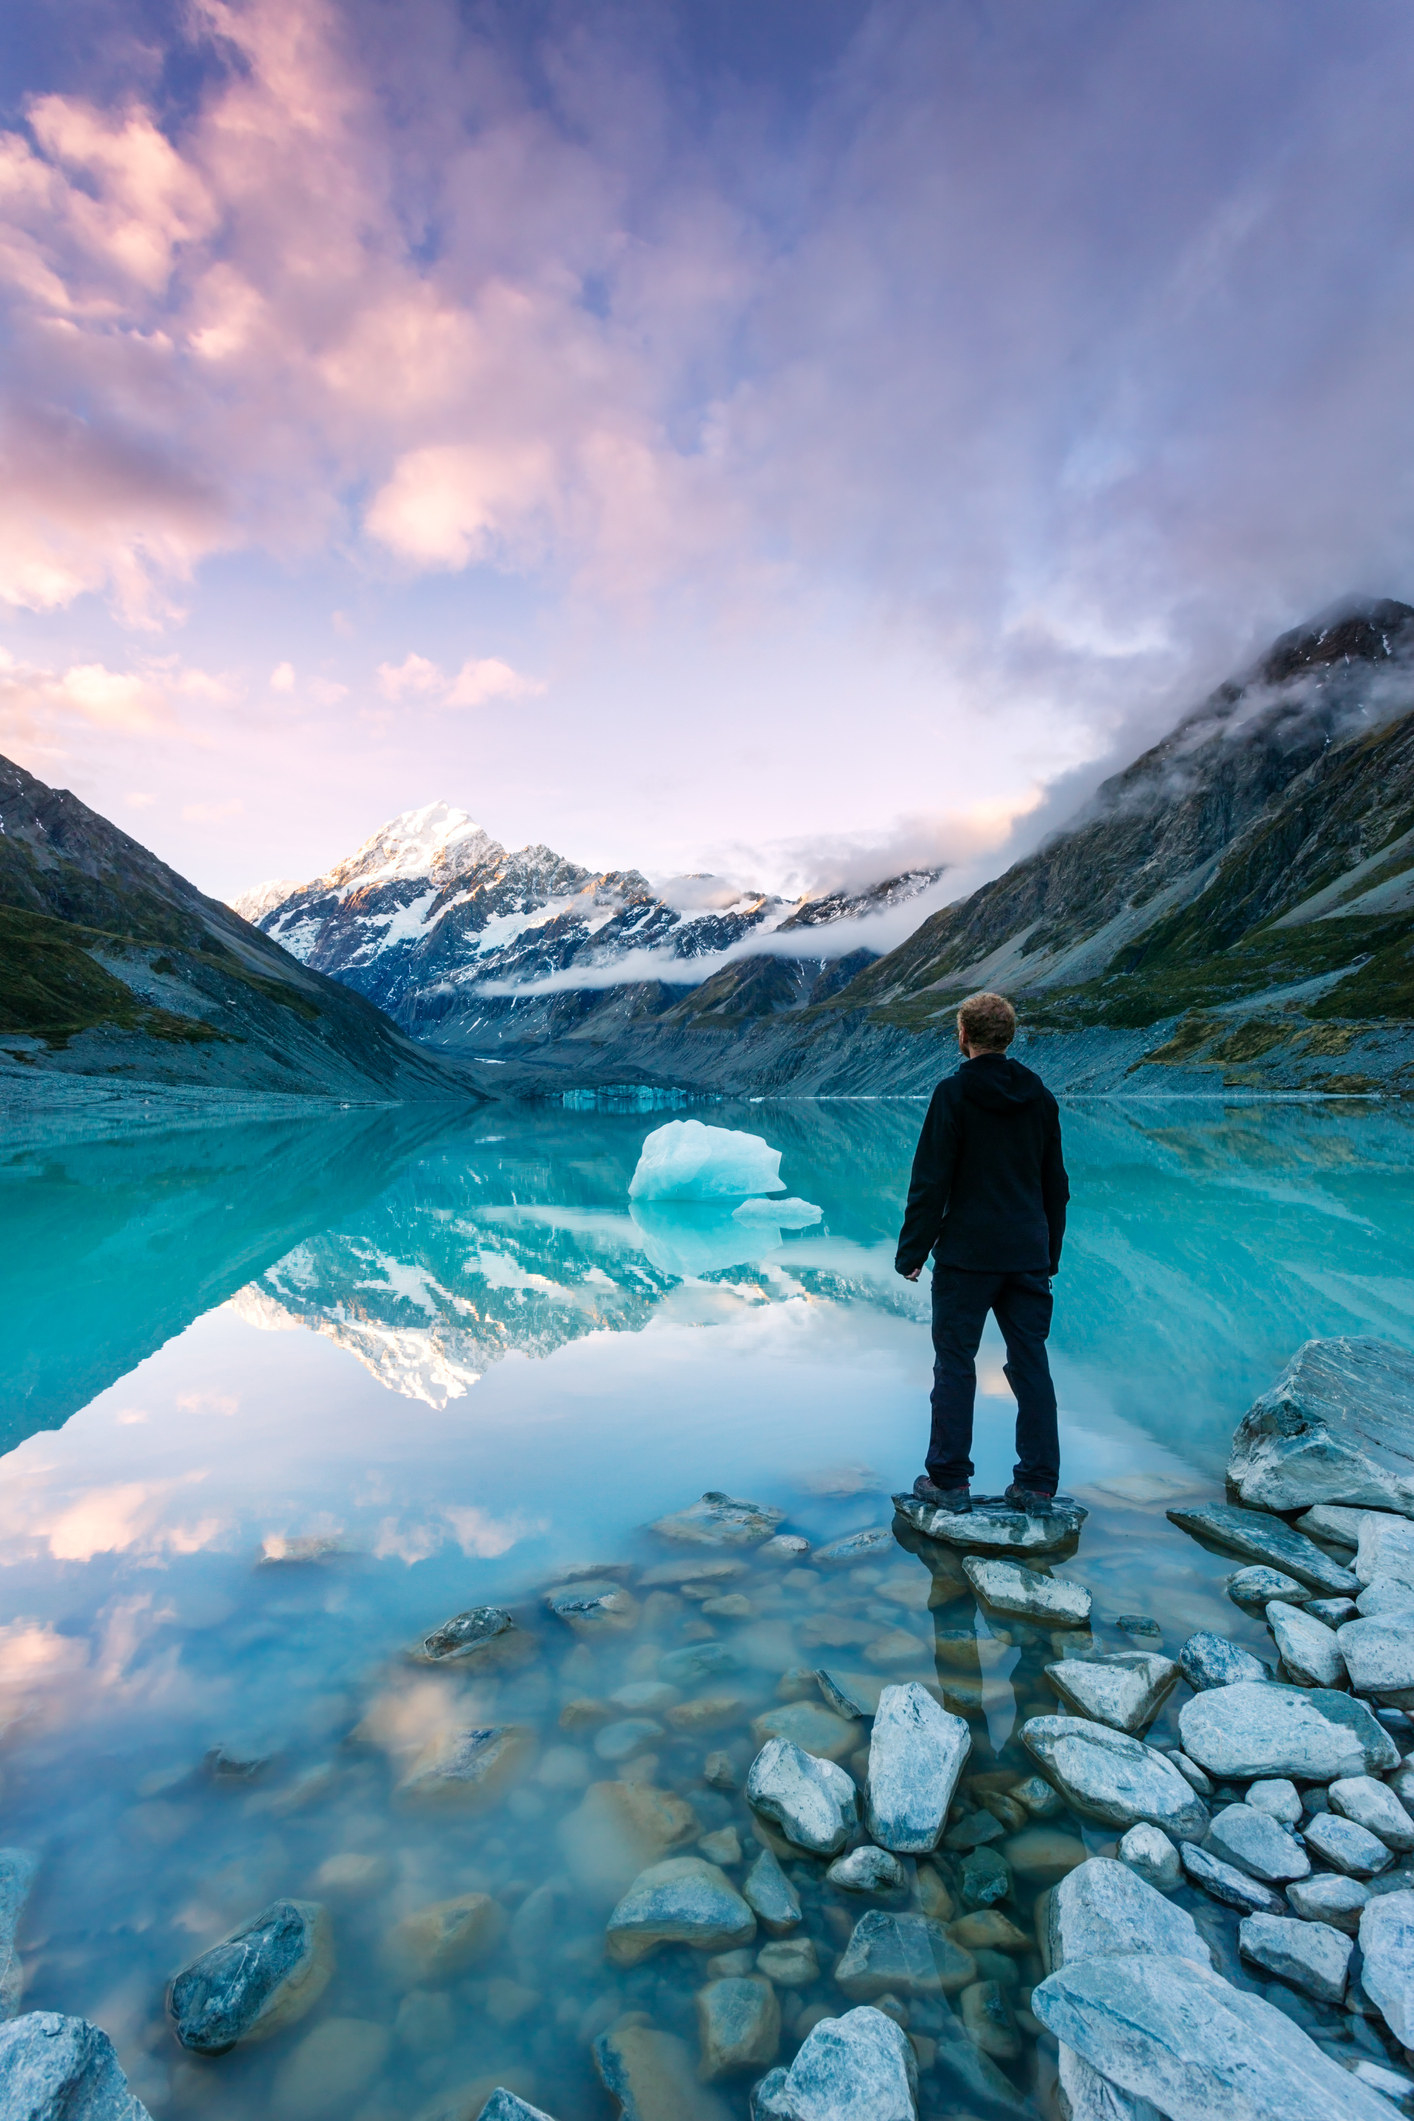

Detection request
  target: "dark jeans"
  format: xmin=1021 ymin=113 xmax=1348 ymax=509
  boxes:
xmin=927 ymin=1266 xmax=1059 ymax=1494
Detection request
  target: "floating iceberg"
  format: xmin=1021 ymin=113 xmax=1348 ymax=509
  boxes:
xmin=628 ymin=1119 xmax=786 ymax=1202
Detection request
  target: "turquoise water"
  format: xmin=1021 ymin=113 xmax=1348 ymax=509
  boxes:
xmin=2 ymin=1096 xmax=1413 ymax=2116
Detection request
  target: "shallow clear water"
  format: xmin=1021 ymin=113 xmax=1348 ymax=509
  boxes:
xmin=3 ymin=1095 xmax=1414 ymax=2118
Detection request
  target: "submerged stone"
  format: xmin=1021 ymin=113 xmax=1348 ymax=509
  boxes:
xmin=961 ymin=1557 xmax=1091 ymax=1626
xmin=757 ymin=1937 xmax=818 ymax=1985
xmin=697 ymin=1978 xmax=780 ymax=2080
xmin=594 ymin=2013 xmax=731 ymax=2121
xmin=0 ymin=2011 xmax=153 ymax=2121
xmin=660 ymin=1643 xmax=740 ymax=1687
xmin=1033 ymin=1950 xmax=1397 ymax=2121
xmin=397 ymin=1724 xmax=533 ymax=1806
xmin=476 ymin=2094 xmax=558 ymax=2121
xmin=386 ymin=1893 xmax=504 ymax=1986
xmin=814 ymin=1529 xmax=896 ymax=1566
xmin=866 ymin=1683 xmax=970 ymax=1854
xmin=777 ymin=2006 xmax=918 ymax=2121
xmin=169 ymin=1900 xmax=332 ymax=2053
xmin=544 ymin=1581 xmax=639 ymax=1634
xmin=1177 ymin=1632 xmax=1269 ymax=1691
xmin=892 ymin=1492 xmax=1085 ymax=1555
xmin=1238 ymin=1912 xmax=1352 ymax=2004
xmin=605 ymin=1858 xmax=755 ymax=1966
xmin=747 ymin=1739 xmax=857 ymax=1855
xmin=1359 ymin=1890 xmax=1414 ymax=2044
xmin=1179 ymin=1843 xmax=1285 ymax=1915
xmin=1167 ymin=1502 xmax=1358 ymax=1594
xmin=1267 ymin=1601 xmax=1347 ymax=1687
xmin=652 ymin=1494 xmax=785 ymax=1548
xmin=959 ymin=1846 xmax=1011 ymax=1908
xmin=741 ymin=1849 xmax=802 ymax=1934
xmin=826 ymin=1847 xmax=905 ymax=1894
xmin=1227 ymin=1337 xmax=1414 ymax=1517
xmin=1046 ymin=1857 xmax=1210 ymax=1970
xmin=1226 ymin=1565 xmax=1308 ymax=1614
xmin=833 ymin=1910 xmax=975 ymax=1999
xmin=408 ymin=1606 xmax=533 ymax=1669
xmin=750 ymin=1704 xmax=856 ymax=1762
xmin=1177 ymin=1681 xmax=1398 ymax=1782
xmin=1205 ymin=1803 xmax=1310 ymax=1884
xmin=558 ymin=1779 xmax=700 ymax=1901
xmin=814 ymin=1671 xmax=882 ymax=1720
xmin=1020 ymin=1717 xmax=1209 ymax=1837
xmin=1045 ymin=1653 xmax=1178 ymax=1734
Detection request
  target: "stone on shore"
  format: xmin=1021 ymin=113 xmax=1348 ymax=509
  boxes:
xmin=1045 ymin=1654 xmax=1178 ymax=1735
xmin=774 ymin=2006 xmax=918 ymax=2121
xmin=652 ymin=1494 xmax=785 ymax=1548
xmin=1167 ymin=1501 xmax=1358 ymax=1594
xmin=1296 ymin=1503 xmax=1371 ymax=1548
xmin=1205 ymin=1803 xmax=1310 ymax=1884
xmin=866 ymin=1684 xmax=971 ymax=1853
xmin=1302 ymin=1811 xmax=1393 ymax=1877
xmin=1330 ymin=1774 xmax=1414 ymax=1850
xmin=1267 ymin=1601 xmax=1347 ymax=1687
xmin=1227 ymin=1336 xmax=1414 ymax=1517
xmin=1238 ymin=1912 xmax=1352 ymax=2003
xmin=397 ymin=1724 xmax=534 ymax=1806
xmin=1117 ymin=1823 xmax=1181 ymax=1892
xmin=893 ymin=1493 xmax=1085 ymax=1555
xmin=1338 ymin=1616 xmax=1414 ymax=1707
xmin=1286 ymin=1873 xmax=1371 ymax=1933
xmin=1046 ymin=1857 xmax=1210 ymax=1969
xmin=1056 ymin=2046 xmax=1165 ymax=2121
xmin=0 ymin=2011 xmax=153 ymax=2121
xmin=1177 ymin=1681 xmax=1398 ymax=1781
xmin=1246 ymin=1778 xmax=1302 ymax=1825
xmin=476 ymin=2094 xmax=558 ymax=2121
xmin=606 ymin=1859 xmax=755 ymax=1965
xmin=1033 ymin=1949 xmax=1397 ymax=2121
xmin=696 ymin=1978 xmax=780 ymax=2080
xmin=1227 ymin=1565 xmax=1308 ymax=1614
xmin=1359 ymin=1890 xmax=1414 ymax=2044
xmin=409 ymin=1606 xmax=533 ymax=1670
xmin=741 ymin=1850 xmax=802 ymax=1934
xmin=1020 ymin=1717 xmax=1209 ymax=1837
xmin=832 ymin=1911 xmax=975 ymax=2000
xmin=750 ymin=1705 xmax=856 ymax=1763
xmin=747 ymin=1740 xmax=858 ymax=1855
xmin=594 ymin=2013 xmax=731 ymax=2121
xmin=1357 ymin=1514 xmax=1414 ymax=1589
xmin=1179 ymin=1843 xmax=1285 ymax=1915
xmin=169 ymin=1900 xmax=332 ymax=2052
xmin=1177 ymin=1633 xmax=1270 ymax=1692
xmin=826 ymin=1847 xmax=905 ymax=1894
xmin=0 ymin=1853 xmax=37 ymax=2019
xmin=961 ymin=1557 xmax=1091 ymax=1626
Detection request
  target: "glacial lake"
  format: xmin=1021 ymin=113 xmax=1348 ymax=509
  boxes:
xmin=4 ymin=1093 xmax=1414 ymax=2119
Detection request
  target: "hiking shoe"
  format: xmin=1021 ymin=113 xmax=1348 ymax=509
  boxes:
xmin=913 ymin=1475 xmax=971 ymax=1513
xmin=1003 ymin=1482 xmax=1056 ymax=1515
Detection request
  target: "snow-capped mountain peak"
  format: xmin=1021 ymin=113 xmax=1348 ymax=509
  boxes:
xmin=325 ymin=802 xmax=502 ymax=893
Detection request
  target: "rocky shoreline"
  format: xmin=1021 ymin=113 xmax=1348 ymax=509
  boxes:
xmin=9 ymin=1338 xmax=1414 ymax=2117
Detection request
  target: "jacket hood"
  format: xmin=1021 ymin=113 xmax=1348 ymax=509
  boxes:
xmin=957 ymin=1054 xmax=1047 ymax=1112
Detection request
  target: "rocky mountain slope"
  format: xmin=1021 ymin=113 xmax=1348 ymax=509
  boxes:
xmin=234 ymin=804 xmax=945 ymax=1054
xmin=0 ymin=755 xmax=486 ymax=1104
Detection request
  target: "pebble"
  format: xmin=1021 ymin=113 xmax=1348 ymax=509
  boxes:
xmin=1162 ymin=1749 xmax=1213 ymax=1797
xmin=1177 ymin=1680 xmax=1398 ymax=1782
xmin=612 ymin=1681 xmax=679 ymax=1714
xmin=761 ymin=1535 xmax=811 ymax=1562
xmin=1115 ymin=1614 xmax=1161 ymax=1640
xmin=1046 ymin=1856 xmax=1210 ymax=1969
xmin=958 ymin=1847 xmax=1010 ymax=1908
xmin=1285 ymin=1873 xmax=1371 ymax=1934
xmin=699 ymin=1828 xmax=742 ymax=1867
xmin=1227 ymin=1565 xmax=1308 ymax=1614
xmin=1246 ymin=1778 xmax=1302 ymax=1826
xmin=770 ymin=2005 xmax=919 ymax=2121
xmin=1357 ymin=1515 xmax=1414 ymax=1592
xmin=386 ymin=1893 xmax=505 ymax=1986
xmin=1329 ymin=1774 xmax=1414 ymax=1851
xmin=397 ymin=1724 xmax=534 ymax=1807
xmin=1309 ymin=1598 xmax=1359 ymax=1626
xmin=1045 ymin=1652 xmax=1178 ymax=1735
xmin=1205 ymin=1803 xmax=1311 ymax=1885
xmin=659 ymin=1643 xmax=741 ymax=1687
xmin=652 ymin=1493 xmax=785 ymax=1548
xmin=1118 ymin=1822 xmax=1181 ymax=1892
xmin=1002 ymin=1827 xmax=1088 ymax=1881
xmin=557 ymin=1779 xmax=699 ymax=1900
xmin=742 ymin=1848 xmax=803 ymax=1934
xmin=668 ymin=1697 xmax=744 ymax=1734
xmin=960 ymin=1557 xmax=1091 ymax=1626
xmin=1267 ymin=1601 xmax=1347 ymax=1688
xmin=1020 ymin=1716 xmax=1210 ymax=1837
xmin=696 ymin=1978 xmax=780 ymax=2080
xmin=1358 ymin=1889 xmax=1414 ymax=2044
xmin=750 ymin=1705 xmax=856 ymax=1762
xmin=1303 ymin=1812 xmax=1394 ymax=1877
xmin=643 ymin=1558 xmax=746 ymax=1587
xmin=960 ymin=1978 xmax=1019 ymax=2061
xmin=606 ymin=1858 xmax=756 ymax=1965
xmin=1180 ymin=1843 xmax=1285 ymax=1915
xmin=758 ymin=1937 xmax=818 ymax=1984
xmin=169 ymin=1900 xmax=332 ymax=2053
xmin=271 ymin=2017 xmax=390 ymax=2121
xmin=704 ymin=1752 xmax=738 ymax=1792
xmin=702 ymin=1595 xmax=754 ymax=1620
xmin=593 ymin=2011 xmax=732 ymax=2121
xmin=1013 ymin=1773 xmax=1063 ymax=1818
xmin=747 ymin=1739 xmax=858 ymax=1856
xmin=0 ymin=2011 xmax=155 ymax=2120
xmin=826 ymin=1847 xmax=905 ymax=1894
xmin=866 ymin=1684 xmax=971 ymax=1854
xmin=833 ymin=1911 xmax=975 ymax=2000
xmin=1177 ymin=1632 xmax=1270 ymax=1691
xmin=1238 ymin=1913 xmax=1352 ymax=2005
xmin=595 ymin=1719 xmax=663 ymax=1762
xmin=310 ymin=1851 xmax=390 ymax=1900
xmin=814 ymin=1530 xmax=897 ymax=1566
xmin=1338 ymin=1616 xmax=1414 ymax=1706
xmin=409 ymin=1606 xmax=532 ymax=1669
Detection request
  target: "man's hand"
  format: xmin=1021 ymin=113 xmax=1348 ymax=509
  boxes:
xmin=900 ymin=1265 xmax=921 ymax=1282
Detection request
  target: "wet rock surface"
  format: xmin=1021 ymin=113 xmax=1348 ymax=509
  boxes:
xmin=409 ymin=1605 xmax=531 ymax=1668
xmin=1238 ymin=1910 xmax=1352 ymax=2002
xmin=605 ymin=1858 xmax=756 ymax=1965
xmin=1168 ymin=1501 xmax=1359 ymax=1594
xmin=1177 ymin=1680 xmax=1398 ymax=1781
xmin=1045 ymin=1652 xmax=1178 ymax=1734
xmin=1046 ymin=1857 xmax=1211 ymax=1969
xmin=960 ymin=1556 xmax=1091 ymax=1625
xmin=169 ymin=1899 xmax=332 ymax=2053
xmin=893 ymin=1493 xmax=1086 ymax=1554
xmin=866 ymin=1684 xmax=970 ymax=1853
xmin=1228 ymin=1336 xmax=1414 ymax=1517
xmin=747 ymin=1740 xmax=857 ymax=1855
xmin=772 ymin=2005 xmax=918 ymax=2121
xmin=1177 ymin=1631 xmax=1270 ymax=1690
xmin=652 ymin=1495 xmax=785 ymax=1548
xmin=0 ymin=2011 xmax=153 ymax=2121
xmin=1020 ymin=1717 xmax=1210 ymax=1836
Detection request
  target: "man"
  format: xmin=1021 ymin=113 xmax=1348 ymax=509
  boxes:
xmin=895 ymin=989 xmax=1069 ymax=1514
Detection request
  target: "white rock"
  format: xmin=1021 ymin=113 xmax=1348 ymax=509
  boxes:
xmin=747 ymin=1740 xmax=857 ymax=1856
xmin=605 ymin=1858 xmax=756 ymax=1965
xmin=1046 ymin=1857 xmax=1210 ymax=1970
xmin=961 ymin=1556 xmax=1091 ymax=1626
xmin=865 ymin=1685 xmax=970 ymax=1854
xmin=1168 ymin=1501 xmax=1358 ymax=1594
xmin=1285 ymin=1873 xmax=1371 ymax=1933
xmin=1033 ymin=1949 xmax=1398 ymax=2121
xmin=1179 ymin=1843 xmax=1285 ymax=1916
xmin=1205 ymin=1804 xmax=1310 ymax=1884
xmin=776 ymin=2005 xmax=918 ymax=2121
xmin=1045 ymin=1654 xmax=1178 ymax=1735
xmin=1339 ymin=1616 xmax=1414 ymax=1707
xmin=1237 ymin=1912 xmax=1352 ymax=2004
xmin=1021 ymin=1718 xmax=1209 ymax=1837
xmin=1302 ymin=1811 xmax=1393 ymax=1877
xmin=1358 ymin=1514 xmax=1414 ymax=1590
xmin=1227 ymin=1566 xmax=1308 ymax=1614
xmin=0 ymin=2012 xmax=153 ymax=2120
xmin=1329 ymin=1775 xmax=1414 ymax=1851
xmin=629 ymin=1120 xmax=785 ymax=1200
xmin=1177 ymin=1680 xmax=1398 ymax=1782
xmin=833 ymin=1911 xmax=975 ymax=2000
xmin=653 ymin=1493 xmax=784 ymax=1548
xmin=1227 ymin=1336 xmax=1414 ymax=1517
xmin=825 ymin=1847 xmax=904 ymax=1894
xmin=1350 ymin=2059 xmax=1414 ymax=2105
xmin=1117 ymin=1824 xmax=1181 ymax=1893
xmin=1057 ymin=2044 xmax=1165 ymax=2121
xmin=1295 ymin=1504 xmax=1373 ymax=1549
xmin=1359 ymin=1889 xmax=1414 ymax=2044
xmin=1267 ymin=1601 xmax=1347 ymax=1688
xmin=1358 ymin=1577 xmax=1414 ymax=1617
xmin=1247 ymin=1778 xmax=1302 ymax=1825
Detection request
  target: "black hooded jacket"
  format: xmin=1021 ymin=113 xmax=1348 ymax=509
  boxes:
xmin=895 ymin=1053 xmax=1069 ymax=1277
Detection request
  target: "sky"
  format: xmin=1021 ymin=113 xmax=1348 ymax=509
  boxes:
xmin=4 ymin=0 xmax=1414 ymax=905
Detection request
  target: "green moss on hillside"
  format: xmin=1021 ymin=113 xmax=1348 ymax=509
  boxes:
xmin=0 ymin=909 xmax=226 ymax=1048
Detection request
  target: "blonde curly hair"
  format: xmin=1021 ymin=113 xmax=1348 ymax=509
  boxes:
xmin=957 ymin=991 xmax=1016 ymax=1051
